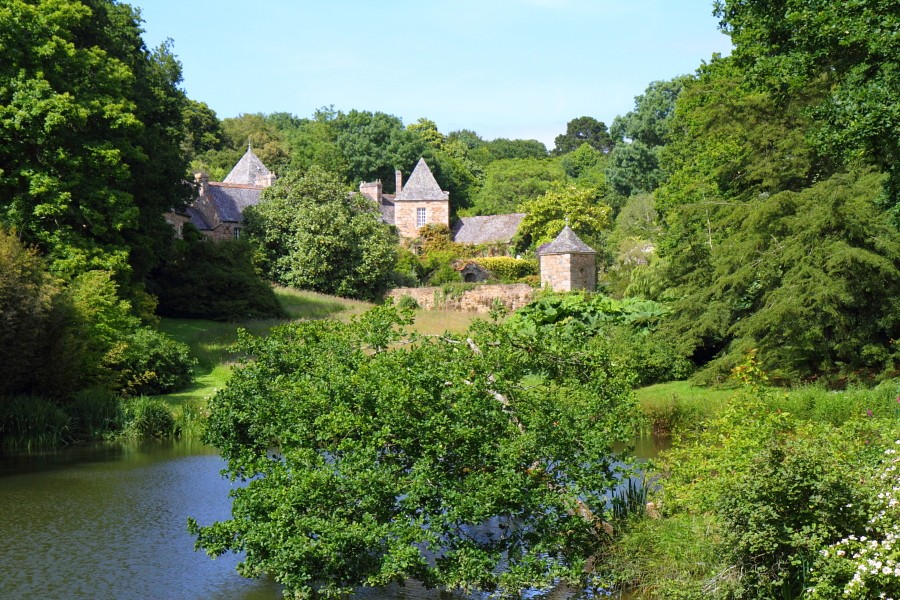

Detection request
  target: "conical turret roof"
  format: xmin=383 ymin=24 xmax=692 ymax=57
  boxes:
xmin=537 ymin=225 xmax=596 ymax=255
xmin=224 ymin=145 xmax=271 ymax=186
xmin=395 ymin=158 xmax=449 ymax=201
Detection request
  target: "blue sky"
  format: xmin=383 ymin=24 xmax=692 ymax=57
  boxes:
xmin=138 ymin=0 xmax=732 ymax=148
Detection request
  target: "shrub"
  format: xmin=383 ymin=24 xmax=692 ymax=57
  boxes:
xmin=395 ymin=294 xmax=419 ymax=310
xmin=473 ymin=256 xmax=537 ymax=282
xmin=108 ymin=328 xmax=196 ymax=396
xmin=151 ymin=239 xmax=285 ymax=321
xmin=122 ymin=397 xmax=175 ymax=438
xmin=0 ymin=230 xmax=70 ymax=397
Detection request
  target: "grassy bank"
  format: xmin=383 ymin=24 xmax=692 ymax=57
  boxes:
xmin=155 ymin=287 xmax=482 ymax=416
xmin=635 ymin=379 xmax=900 ymax=435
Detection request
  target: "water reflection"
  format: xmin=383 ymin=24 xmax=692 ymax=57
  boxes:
xmin=0 ymin=439 xmax=281 ymax=599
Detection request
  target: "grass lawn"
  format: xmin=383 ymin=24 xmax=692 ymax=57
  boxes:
xmin=156 ymin=287 xmax=482 ymax=409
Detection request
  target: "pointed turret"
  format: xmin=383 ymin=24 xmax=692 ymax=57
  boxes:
xmin=392 ymin=158 xmax=451 ymax=238
xmin=224 ymin=144 xmax=274 ymax=187
xmin=538 ymin=225 xmax=597 ymax=292
xmin=395 ymin=158 xmax=449 ymax=201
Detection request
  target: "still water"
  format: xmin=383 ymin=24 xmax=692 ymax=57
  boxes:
xmin=0 ymin=438 xmax=661 ymax=599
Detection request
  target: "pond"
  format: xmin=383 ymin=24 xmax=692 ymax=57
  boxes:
xmin=0 ymin=437 xmax=662 ymax=599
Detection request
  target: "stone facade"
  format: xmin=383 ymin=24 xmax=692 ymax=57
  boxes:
xmin=394 ymin=200 xmax=450 ymax=239
xmin=386 ymin=284 xmax=535 ymax=313
xmin=537 ymin=225 xmax=598 ymax=292
xmin=539 ymin=252 xmax=597 ymax=292
xmin=362 ymin=158 xmax=450 ymax=238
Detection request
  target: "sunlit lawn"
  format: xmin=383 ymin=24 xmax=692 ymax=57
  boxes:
xmin=156 ymin=286 xmax=482 ymax=408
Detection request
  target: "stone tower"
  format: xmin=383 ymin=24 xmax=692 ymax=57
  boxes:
xmin=393 ymin=158 xmax=450 ymax=238
xmin=537 ymin=225 xmax=597 ymax=292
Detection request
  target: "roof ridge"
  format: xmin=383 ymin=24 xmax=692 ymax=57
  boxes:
xmin=395 ymin=158 xmax=448 ymax=202
xmin=537 ymin=225 xmax=596 ymax=255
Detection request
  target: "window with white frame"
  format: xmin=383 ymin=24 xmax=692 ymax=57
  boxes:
xmin=233 ymin=227 xmax=242 ymax=240
xmin=416 ymin=207 xmax=427 ymax=228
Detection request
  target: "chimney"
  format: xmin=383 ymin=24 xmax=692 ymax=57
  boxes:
xmin=194 ymin=172 xmax=209 ymax=197
xmin=395 ymin=169 xmax=403 ymax=194
xmin=359 ymin=180 xmax=383 ymax=204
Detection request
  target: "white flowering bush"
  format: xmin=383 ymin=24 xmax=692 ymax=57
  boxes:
xmin=808 ymin=441 xmax=900 ymax=599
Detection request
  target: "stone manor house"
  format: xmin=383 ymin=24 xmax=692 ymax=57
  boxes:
xmin=167 ymin=149 xmax=597 ymax=292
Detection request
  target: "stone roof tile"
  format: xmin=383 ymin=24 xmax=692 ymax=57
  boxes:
xmin=207 ymin=183 xmax=263 ymax=222
xmin=224 ymin=147 xmax=271 ymax=185
xmin=395 ymin=158 xmax=448 ymax=202
xmin=537 ymin=225 xmax=596 ymax=255
xmin=451 ymin=213 xmax=526 ymax=245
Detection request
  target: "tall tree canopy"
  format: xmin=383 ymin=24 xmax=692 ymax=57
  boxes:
xmin=244 ymin=166 xmax=397 ymax=300
xmin=0 ymin=0 xmax=191 ymax=283
xmin=714 ymin=0 xmax=900 ymax=214
xmin=606 ymin=77 xmax=689 ymax=197
xmin=554 ymin=116 xmax=614 ymax=155
xmin=191 ymin=304 xmax=637 ymax=597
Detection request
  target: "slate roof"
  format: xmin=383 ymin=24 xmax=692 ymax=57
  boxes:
xmin=224 ymin=147 xmax=271 ymax=185
xmin=185 ymin=206 xmax=210 ymax=230
xmin=379 ymin=196 xmax=395 ymax=225
xmin=451 ymin=213 xmax=526 ymax=245
xmin=537 ymin=225 xmax=596 ymax=255
xmin=208 ymin=183 xmax=263 ymax=223
xmin=395 ymin=158 xmax=448 ymax=202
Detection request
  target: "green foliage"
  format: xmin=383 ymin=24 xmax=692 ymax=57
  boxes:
xmin=0 ymin=0 xmax=191 ymax=283
xmin=151 ymin=238 xmax=285 ymax=321
xmin=468 ymin=158 xmax=565 ymax=216
xmin=0 ymin=229 xmax=69 ymax=397
xmin=715 ymin=0 xmax=900 ymax=213
xmin=649 ymin=357 xmax=898 ymax=599
xmin=599 ymin=513 xmax=731 ymax=599
xmin=0 ymin=395 xmax=73 ymax=451
xmin=606 ymin=76 xmax=689 ymax=197
xmin=559 ymin=143 xmax=610 ymax=189
xmin=553 ymin=116 xmax=614 ymax=155
xmin=658 ymin=171 xmax=900 ymax=382
xmin=472 ymin=256 xmax=537 ymax=282
xmin=656 ymin=59 xmax=824 ymax=212
xmin=191 ymin=304 xmax=637 ymax=597
xmin=69 ymin=388 xmax=123 ymax=438
xmin=245 ymin=166 xmax=398 ymax=300
xmin=110 ymin=328 xmax=195 ymax=397
xmin=394 ymin=294 xmax=419 ymax=311
xmin=509 ymin=292 xmax=688 ymax=386
xmin=516 ymin=183 xmax=611 ymax=251
xmin=121 ymin=396 xmax=176 ymax=438
xmin=807 ymin=442 xmax=900 ymax=598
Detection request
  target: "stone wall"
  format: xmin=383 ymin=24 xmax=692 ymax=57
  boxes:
xmin=386 ymin=283 xmax=535 ymax=313
xmin=394 ymin=200 xmax=450 ymax=238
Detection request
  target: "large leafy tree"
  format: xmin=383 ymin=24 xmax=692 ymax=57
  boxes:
xmin=190 ymin=304 xmax=637 ymax=597
xmin=0 ymin=0 xmax=191 ymax=283
xmin=714 ymin=0 xmax=900 ymax=213
xmin=606 ymin=77 xmax=690 ymax=197
xmin=469 ymin=158 xmax=566 ymax=216
xmin=244 ymin=166 xmax=397 ymax=300
xmin=333 ymin=110 xmax=425 ymax=186
xmin=656 ymin=59 xmax=824 ymax=213
xmin=516 ymin=183 xmax=612 ymax=252
xmin=554 ymin=116 xmax=614 ymax=155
